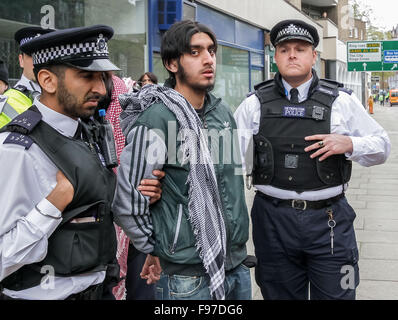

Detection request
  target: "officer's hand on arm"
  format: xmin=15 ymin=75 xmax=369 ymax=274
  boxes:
xmin=304 ymin=134 xmax=353 ymax=161
xmin=140 ymin=254 xmax=162 ymax=284
xmin=137 ymin=170 xmax=166 ymax=204
xmin=46 ymin=170 xmax=74 ymax=212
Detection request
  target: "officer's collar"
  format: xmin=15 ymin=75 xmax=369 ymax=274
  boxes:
xmin=34 ymin=97 xmax=79 ymax=138
xmin=17 ymin=75 xmax=42 ymax=93
xmin=282 ymin=77 xmax=313 ymax=102
xmin=274 ymin=69 xmax=320 ymax=99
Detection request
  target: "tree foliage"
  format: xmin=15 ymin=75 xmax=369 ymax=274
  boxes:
xmin=351 ymin=0 xmax=392 ymax=40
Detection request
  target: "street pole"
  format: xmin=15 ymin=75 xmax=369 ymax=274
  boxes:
xmin=361 ymin=72 xmax=366 ymax=107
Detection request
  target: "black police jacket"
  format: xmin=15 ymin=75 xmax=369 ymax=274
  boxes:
xmin=0 ymin=106 xmax=117 ymax=291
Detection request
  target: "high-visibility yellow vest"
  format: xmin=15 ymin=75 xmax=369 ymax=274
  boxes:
xmin=0 ymin=87 xmax=35 ymax=129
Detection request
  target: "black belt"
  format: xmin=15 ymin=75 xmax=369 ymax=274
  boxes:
xmin=257 ymin=191 xmax=345 ymax=210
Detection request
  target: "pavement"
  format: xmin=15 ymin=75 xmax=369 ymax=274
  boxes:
xmin=245 ymin=101 xmax=398 ymax=300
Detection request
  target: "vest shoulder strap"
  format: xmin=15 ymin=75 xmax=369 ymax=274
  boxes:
xmin=254 ymin=79 xmax=274 ymax=91
xmin=255 ymin=80 xmax=282 ymax=104
xmin=338 ymin=87 xmax=353 ymax=95
xmin=13 ymin=84 xmax=30 ymax=96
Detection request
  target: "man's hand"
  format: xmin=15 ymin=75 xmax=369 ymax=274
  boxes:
xmin=138 ymin=170 xmax=165 ymax=204
xmin=46 ymin=170 xmax=74 ymax=212
xmin=140 ymin=254 xmax=162 ymax=284
xmin=304 ymin=134 xmax=353 ymax=161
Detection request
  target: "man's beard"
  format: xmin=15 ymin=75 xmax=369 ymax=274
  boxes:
xmin=57 ymin=78 xmax=101 ymax=120
xmin=176 ymin=61 xmax=215 ymax=93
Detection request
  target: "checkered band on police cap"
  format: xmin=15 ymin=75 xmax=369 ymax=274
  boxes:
xmin=19 ymin=37 xmax=35 ymax=46
xmin=32 ymin=38 xmax=109 ymax=65
xmin=276 ymin=24 xmax=314 ymax=44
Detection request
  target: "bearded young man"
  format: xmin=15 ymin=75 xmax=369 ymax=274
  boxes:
xmin=0 ymin=25 xmax=162 ymax=300
xmin=234 ymin=19 xmax=390 ymax=300
xmin=113 ymin=20 xmax=252 ymax=300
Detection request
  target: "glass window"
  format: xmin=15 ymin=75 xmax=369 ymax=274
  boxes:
xmin=251 ymin=68 xmax=264 ymax=91
xmin=183 ymin=2 xmax=196 ymax=21
xmin=213 ymin=45 xmax=249 ymax=112
xmin=152 ymin=52 xmax=170 ymax=85
xmin=250 ymin=52 xmax=263 ymax=67
xmin=0 ymin=0 xmax=147 ymax=85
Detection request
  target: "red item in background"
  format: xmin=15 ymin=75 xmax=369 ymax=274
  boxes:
xmin=106 ymin=75 xmax=130 ymax=300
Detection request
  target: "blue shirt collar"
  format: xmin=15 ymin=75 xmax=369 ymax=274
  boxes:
xmin=282 ymin=77 xmax=313 ymax=103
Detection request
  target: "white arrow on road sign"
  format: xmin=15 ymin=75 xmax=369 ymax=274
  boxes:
xmin=392 ymin=64 xmax=398 ymax=70
xmin=363 ymin=63 xmax=367 ymax=71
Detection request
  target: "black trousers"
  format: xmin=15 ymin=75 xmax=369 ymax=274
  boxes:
xmin=251 ymin=193 xmax=359 ymax=300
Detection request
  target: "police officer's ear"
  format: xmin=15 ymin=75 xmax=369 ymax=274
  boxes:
xmin=18 ymin=53 xmax=25 ymax=69
xmin=311 ymin=49 xmax=318 ymax=66
xmin=36 ymin=68 xmax=58 ymax=94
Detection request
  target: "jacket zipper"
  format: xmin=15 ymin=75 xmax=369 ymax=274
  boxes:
xmin=170 ymin=204 xmax=183 ymax=254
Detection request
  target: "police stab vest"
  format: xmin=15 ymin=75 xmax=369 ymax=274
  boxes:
xmin=0 ymin=85 xmax=39 ymax=129
xmin=0 ymin=106 xmax=117 ymax=291
xmin=250 ymin=72 xmax=352 ymax=192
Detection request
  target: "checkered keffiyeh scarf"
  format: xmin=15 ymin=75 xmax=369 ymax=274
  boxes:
xmin=119 ymin=84 xmax=227 ymax=300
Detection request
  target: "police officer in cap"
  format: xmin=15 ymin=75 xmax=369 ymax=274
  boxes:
xmin=0 ymin=27 xmax=54 ymax=128
xmin=235 ymin=19 xmax=390 ymax=300
xmin=14 ymin=26 xmax=55 ymax=93
xmin=0 ymin=24 xmax=162 ymax=300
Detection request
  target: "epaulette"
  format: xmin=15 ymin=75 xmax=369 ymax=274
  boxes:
xmin=2 ymin=107 xmax=42 ymax=149
xmin=13 ymin=84 xmax=31 ymax=96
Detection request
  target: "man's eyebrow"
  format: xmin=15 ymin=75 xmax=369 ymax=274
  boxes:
xmin=190 ymin=44 xmax=216 ymax=50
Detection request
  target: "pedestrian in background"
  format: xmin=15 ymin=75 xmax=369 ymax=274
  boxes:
xmin=368 ymin=94 xmax=374 ymax=114
xmin=235 ymin=19 xmax=390 ymax=300
xmin=379 ymin=92 xmax=384 ymax=106
xmin=138 ymin=72 xmax=158 ymax=88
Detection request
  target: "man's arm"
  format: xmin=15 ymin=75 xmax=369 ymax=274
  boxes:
xmin=305 ymin=91 xmax=391 ymax=166
xmin=233 ymin=94 xmax=261 ymax=174
xmin=112 ymin=125 xmax=166 ymax=254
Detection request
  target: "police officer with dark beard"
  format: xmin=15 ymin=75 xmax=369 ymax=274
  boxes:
xmin=235 ymin=19 xmax=390 ymax=300
xmin=0 ymin=25 xmax=162 ymax=300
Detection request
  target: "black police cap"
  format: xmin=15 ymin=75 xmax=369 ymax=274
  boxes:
xmin=270 ymin=19 xmax=319 ymax=48
xmin=14 ymin=26 xmax=55 ymax=52
xmin=20 ymin=25 xmax=120 ymax=72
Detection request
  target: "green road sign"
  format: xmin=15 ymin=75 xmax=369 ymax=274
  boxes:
xmin=347 ymin=40 xmax=398 ymax=71
xmin=270 ymin=55 xmax=278 ymax=73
